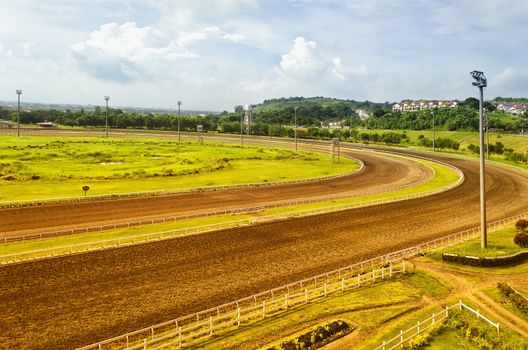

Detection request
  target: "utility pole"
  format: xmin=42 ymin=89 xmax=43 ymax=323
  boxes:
xmin=240 ymin=107 xmax=244 ymax=146
xmin=16 ymin=89 xmax=22 ymax=137
xmin=471 ymin=70 xmax=488 ymax=249
xmin=294 ymin=106 xmax=298 ymax=151
xmin=432 ymin=111 xmax=435 ymax=152
xmin=177 ymin=101 xmax=182 ymax=142
xmin=104 ymin=96 xmax=110 ymax=138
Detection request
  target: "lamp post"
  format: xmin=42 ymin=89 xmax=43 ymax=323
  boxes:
xmin=177 ymin=101 xmax=182 ymax=142
xmin=240 ymin=107 xmax=244 ymax=146
xmin=104 ymin=96 xmax=110 ymax=138
xmin=16 ymin=89 xmax=22 ymax=137
xmin=294 ymin=106 xmax=298 ymax=151
xmin=471 ymin=70 xmax=488 ymax=249
xmin=432 ymin=111 xmax=435 ymax=152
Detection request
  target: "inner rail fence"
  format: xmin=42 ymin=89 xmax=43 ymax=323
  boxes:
xmin=0 ymin=129 xmax=469 ymax=209
xmin=0 ymin=166 xmax=465 ymax=264
xmin=2 ymin=145 xmax=462 ymax=244
xmin=72 ymin=210 xmax=528 ymax=350
xmin=76 ymin=261 xmax=407 ymax=350
xmin=374 ymin=300 xmax=500 ymax=350
xmin=1 ymin=156 xmax=438 ymax=244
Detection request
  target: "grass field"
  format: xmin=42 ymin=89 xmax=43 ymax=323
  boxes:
xmin=362 ymin=129 xmax=528 ymax=153
xmin=0 ymin=136 xmax=357 ymax=201
xmin=434 ymin=226 xmax=527 ymax=258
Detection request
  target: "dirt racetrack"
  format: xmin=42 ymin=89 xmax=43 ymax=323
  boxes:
xmin=0 ymin=150 xmax=431 ymax=236
xmin=1 ymin=152 xmax=528 ymax=349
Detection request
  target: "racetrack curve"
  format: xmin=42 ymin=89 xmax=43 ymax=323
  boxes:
xmin=0 ymin=149 xmax=431 ymax=237
xmin=1 ymin=151 xmax=528 ymax=349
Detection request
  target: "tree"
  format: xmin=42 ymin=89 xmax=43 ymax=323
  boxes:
xmin=516 ymin=219 xmax=528 ymax=232
xmin=462 ymin=97 xmax=479 ymax=109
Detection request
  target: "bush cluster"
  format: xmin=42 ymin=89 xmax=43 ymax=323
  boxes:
xmin=497 ymin=282 xmax=528 ymax=315
xmin=514 ymin=233 xmax=528 ymax=248
xmin=516 ymin=219 xmax=528 ymax=232
xmin=442 ymin=252 xmax=528 ymax=267
xmin=268 ymin=320 xmax=352 ymax=350
xmin=444 ymin=309 xmax=528 ymax=350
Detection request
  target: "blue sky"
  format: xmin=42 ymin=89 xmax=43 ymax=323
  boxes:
xmin=0 ymin=0 xmax=527 ymax=111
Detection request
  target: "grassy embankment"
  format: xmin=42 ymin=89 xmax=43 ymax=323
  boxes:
xmin=432 ymin=226 xmax=528 ymax=258
xmin=0 ymin=136 xmax=357 ymax=202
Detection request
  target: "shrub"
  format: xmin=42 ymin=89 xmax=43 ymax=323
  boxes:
xmin=514 ymin=232 xmax=528 ymax=248
xmin=269 ymin=320 xmax=352 ymax=350
xmin=516 ymin=219 xmax=528 ymax=232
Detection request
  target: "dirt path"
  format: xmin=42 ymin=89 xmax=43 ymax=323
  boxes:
xmin=0 ymin=152 xmax=527 ymax=349
xmin=414 ymin=259 xmax=528 ymax=338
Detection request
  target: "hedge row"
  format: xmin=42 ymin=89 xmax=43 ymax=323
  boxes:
xmin=441 ymin=251 xmax=528 ymax=267
xmin=497 ymin=282 xmax=528 ymax=315
xmin=267 ymin=320 xmax=353 ymax=350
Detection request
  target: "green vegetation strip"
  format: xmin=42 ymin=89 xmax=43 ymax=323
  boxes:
xmin=433 ymin=227 xmax=528 ymax=258
xmin=0 ymin=136 xmax=357 ymax=202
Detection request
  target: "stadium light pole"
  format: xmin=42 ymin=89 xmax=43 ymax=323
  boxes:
xmin=471 ymin=70 xmax=488 ymax=249
xmin=16 ymin=89 xmax=22 ymax=137
xmin=104 ymin=96 xmax=110 ymax=138
xmin=240 ymin=107 xmax=244 ymax=146
xmin=294 ymin=106 xmax=298 ymax=151
xmin=177 ymin=101 xmax=182 ymax=142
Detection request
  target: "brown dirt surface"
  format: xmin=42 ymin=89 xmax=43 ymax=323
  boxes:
xmin=0 ymin=150 xmax=431 ymax=237
xmin=0 ymin=152 xmax=527 ymax=349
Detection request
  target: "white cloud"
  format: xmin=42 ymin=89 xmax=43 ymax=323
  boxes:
xmin=279 ymin=37 xmax=324 ymax=76
xmin=177 ymin=26 xmax=246 ymax=47
xmin=493 ymin=67 xmax=528 ymax=96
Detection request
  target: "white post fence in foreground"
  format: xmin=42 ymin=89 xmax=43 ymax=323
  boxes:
xmin=374 ymin=300 xmax=500 ymax=350
xmin=76 ymin=261 xmax=406 ymax=350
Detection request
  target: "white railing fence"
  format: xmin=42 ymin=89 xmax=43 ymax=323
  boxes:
xmin=375 ymin=300 xmax=500 ymax=350
xmin=76 ymin=261 xmax=407 ymax=350
xmin=0 ymin=172 xmax=466 ymax=265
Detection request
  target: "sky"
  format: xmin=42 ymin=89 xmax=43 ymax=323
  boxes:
xmin=0 ymin=0 xmax=527 ymax=111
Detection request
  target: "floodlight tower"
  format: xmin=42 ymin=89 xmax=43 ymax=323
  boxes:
xmin=471 ymin=70 xmax=488 ymax=249
xmin=104 ymin=96 xmax=110 ymax=138
xmin=177 ymin=101 xmax=182 ymax=141
xmin=16 ymin=89 xmax=22 ymax=137
xmin=240 ymin=106 xmax=244 ymax=146
xmin=294 ymin=106 xmax=299 ymax=151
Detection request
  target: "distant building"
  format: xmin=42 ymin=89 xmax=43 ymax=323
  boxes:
xmin=355 ymin=109 xmax=370 ymax=120
xmin=495 ymin=102 xmax=528 ymax=115
xmin=36 ymin=121 xmax=57 ymax=128
xmin=392 ymin=99 xmax=458 ymax=112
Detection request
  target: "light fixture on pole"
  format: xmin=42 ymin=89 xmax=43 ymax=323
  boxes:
xmin=294 ymin=106 xmax=298 ymax=151
xmin=177 ymin=101 xmax=182 ymax=142
xmin=471 ymin=70 xmax=488 ymax=249
xmin=485 ymin=108 xmax=489 ymax=160
xmin=16 ymin=89 xmax=22 ymax=137
xmin=104 ymin=96 xmax=110 ymax=138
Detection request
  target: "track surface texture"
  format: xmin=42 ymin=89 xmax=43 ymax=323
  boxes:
xmin=1 ymin=152 xmax=528 ymax=349
xmin=0 ymin=150 xmax=430 ymax=237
